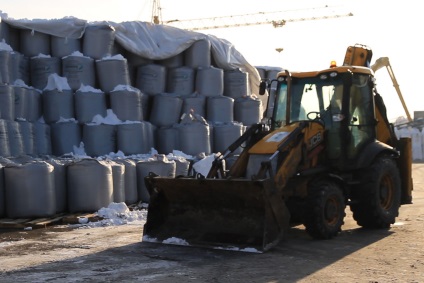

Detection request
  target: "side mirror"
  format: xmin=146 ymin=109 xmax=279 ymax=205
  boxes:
xmin=259 ymin=81 xmax=267 ymax=95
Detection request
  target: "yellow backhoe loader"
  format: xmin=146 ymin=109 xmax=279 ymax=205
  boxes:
xmin=143 ymin=44 xmax=413 ymax=252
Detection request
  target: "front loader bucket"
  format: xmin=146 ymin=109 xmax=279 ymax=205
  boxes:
xmin=142 ymin=175 xmax=290 ymax=252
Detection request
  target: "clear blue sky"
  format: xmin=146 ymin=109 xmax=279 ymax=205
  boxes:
xmin=1 ymin=0 xmax=422 ymax=121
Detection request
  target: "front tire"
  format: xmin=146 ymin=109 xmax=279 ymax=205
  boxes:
xmin=304 ymin=180 xmax=346 ymax=239
xmin=350 ymin=156 xmax=401 ymax=228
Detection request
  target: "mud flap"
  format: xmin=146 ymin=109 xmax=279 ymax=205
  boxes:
xmin=143 ymin=175 xmax=290 ymax=252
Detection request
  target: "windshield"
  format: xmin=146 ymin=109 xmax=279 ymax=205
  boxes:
xmin=273 ymin=74 xmax=343 ymax=127
xmin=272 ymin=71 xmax=375 ymax=161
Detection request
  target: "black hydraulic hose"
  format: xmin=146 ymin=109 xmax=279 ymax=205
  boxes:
xmin=221 ymin=123 xmax=264 ymax=158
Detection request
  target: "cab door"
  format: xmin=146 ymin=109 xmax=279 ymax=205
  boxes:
xmin=346 ymin=74 xmax=376 ymax=159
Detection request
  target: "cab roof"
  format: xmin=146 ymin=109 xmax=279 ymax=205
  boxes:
xmin=277 ymin=65 xmax=374 ymax=79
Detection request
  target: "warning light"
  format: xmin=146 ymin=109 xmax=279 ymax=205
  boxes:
xmin=330 ymin=61 xmax=337 ymax=68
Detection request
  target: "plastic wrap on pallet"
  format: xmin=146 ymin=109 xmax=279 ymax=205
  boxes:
xmin=1 ymin=19 xmax=262 ymax=104
xmin=116 ymin=122 xmax=145 ymax=155
xmin=182 ymin=93 xmax=206 ymax=118
xmin=135 ymin=63 xmax=167 ymax=96
xmin=6 ymin=120 xmax=24 ymax=157
xmin=62 ymin=52 xmax=95 ymax=91
xmin=156 ymin=126 xmax=179 ymax=155
xmin=0 ymin=18 xmax=269 ymax=163
xmin=67 ymin=158 xmax=113 ymax=213
xmin=106 ymin=159 xmax=126 ymax=203
xmin=20 ymin=29 xmax=51 ymax=58
xmin=0 ymin=120 xmax=11 ymax=157
xmin=51 ymin=35 xmax=81 ymax=58
xmin=206 ymin=96 xmax=234 ymax=123
xmin=82 ymin=123 xmax=116 ymax=157
xmin=171 ymin=156 xmax=191 ymax=176
xmin=34 ymin=122 xmax=52 ymax=156
xmin=149 ymin=93 xmax=183 ymax=127
xmin=50 ymin=120 xmax=81 ymax=156
xmin=195 ymin=66 xmax=224 ymax=97
xmin=30 ymin=55 xmax=61 ymax=91
xmin=184 ymin=39 xmax=211 ymax=69
xmin=175 ymin=114 xmax=211 ymax=156
xmin=0 ymin=21 xmax=11 ymax=46
xmin=136 ymin=156 xmax=176 ymax=203
xmin=42 ymin=74 xmax=74 ymax=120
xmin=96 ymin=55 xmax=130 ymax=93
xmin=167 ymin=66 xmax=195 ymax=96
xmin=158 ymin=52 xmax=184 ymax=68
xmin=0 ymin=84 xmax=15 ymax=120
xmin=9 ymin=51 xmax=30 ymax=84
xmin=112 ymin=40 xmax=126 ymax=57
xmin=0 ymin=50 xmax=10 ymax=84
xmin=234 ymin=95 xmax=263 ymax=126
xmin=13 ymin=85 xmax=27 ymax=120
xmin=42 ymin=88 xmax=74 ymax=124
xmin=124 ymin=50 xmax=154 ymax=85
xmin=46 ymin=157 xmax=73 ymax=213
xmin=109 ymin=85 xmax=144 ymax=122
xmin=26 ymin=87 xmax=42 ymax=122
xmin=143 ymin=121 xmax=156 ymax=153
xmin=114 ymin=158 xmax=138 ymax=205
xmin=141 ymin=95 xmax=151 ymax=121
xmin=74 ymin=87 xmax=107 ymax=124
xmin=224 ymin=68 xmax=249 ymax=99
xmin=17 ymin=120 xmax=35 ymax=156
xmin=82 ymin=23 xmax=115 ymax=60
xmin=4 ymin=161 xmax=56 ymax=218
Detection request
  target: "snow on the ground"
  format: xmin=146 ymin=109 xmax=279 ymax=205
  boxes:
xmin=70 ymin=202 xmax=148 ymax=228
xmin=143 ymin=234 xmax=260 ymax=253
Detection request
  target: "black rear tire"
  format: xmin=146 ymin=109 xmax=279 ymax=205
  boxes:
xmin=350 ymin=156 xmax=401 ymax=228
xmin=304 ymin=181 xmax=346 ymax=239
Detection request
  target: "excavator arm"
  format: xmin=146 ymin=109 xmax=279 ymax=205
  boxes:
xmin=371 ymin=57 xmax=412 ymax=122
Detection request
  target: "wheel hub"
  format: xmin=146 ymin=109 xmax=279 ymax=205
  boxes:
xmin=325 ymin=197 xmax=339 ymax=225
xmin=380 ymin=175 xmax=394 ymax=209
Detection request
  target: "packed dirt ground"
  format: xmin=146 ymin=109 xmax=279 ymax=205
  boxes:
xmin=0 ymin=163 xmax=423 ymax=283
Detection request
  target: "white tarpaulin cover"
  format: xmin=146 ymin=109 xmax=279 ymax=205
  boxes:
xmin=0 ymin=14 xmax=261 ymax=97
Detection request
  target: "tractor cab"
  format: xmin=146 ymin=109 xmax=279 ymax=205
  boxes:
xmin=260 ymin=66 xmax=379 ymax=170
